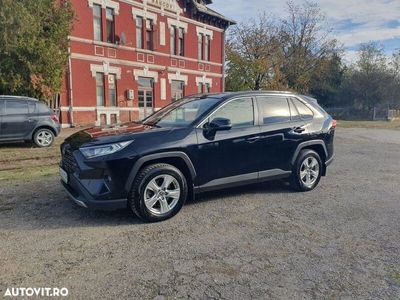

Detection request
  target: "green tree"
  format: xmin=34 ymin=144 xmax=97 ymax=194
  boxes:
xmin=0 ymin=0 xmax=74 ymax=101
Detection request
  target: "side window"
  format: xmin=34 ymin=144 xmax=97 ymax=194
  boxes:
xmin=258 ymin=97 xmax=291 ymax=124
xmin=210 ymin=98 xmax=254 ymax=128
xmin=292 ymin=98 xmax=314 ymax=121
xmin=28 ymin=102 xmax=36 ymax=114
xmin=0 ymin=100 xmax=4 ymax=114
xmin=5 ymin=100 xmax=28 ymax=115
xmin=38 ymin=102 xmax=51 ymax=113
xmin=288 ymin=99 xmax=301 ymax=121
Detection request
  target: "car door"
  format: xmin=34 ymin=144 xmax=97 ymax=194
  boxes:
xmin=194 ymin=97 xmax=262 ymax=188
xmin=256 ymin=96 xmax=302 ymax=174
xmin=1 ymin=99 xmax=30 ymax=139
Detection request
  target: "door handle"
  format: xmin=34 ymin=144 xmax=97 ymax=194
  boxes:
xmin=245 ymin=136 xmax=261 ymax=143
xmin=293 ymin=126 xmax=305 ymax=133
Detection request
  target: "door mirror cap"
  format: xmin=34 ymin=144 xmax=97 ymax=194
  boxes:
xmin=208 ymin=117 xmax=232 ymax=131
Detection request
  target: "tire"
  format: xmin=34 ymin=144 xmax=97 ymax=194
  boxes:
xmin=290 ymin=149 xmax=322 ymax=192
xmin=128 ymin=163 xmax=188 ymax=222
xmin=33 ymin=128 xmax=55 ymax=148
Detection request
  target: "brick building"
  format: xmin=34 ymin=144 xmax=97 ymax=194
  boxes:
xmin=58 ymin=0 xmax=235 ymax=127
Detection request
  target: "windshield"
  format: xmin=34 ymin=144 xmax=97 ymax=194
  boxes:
xmin=143 ymin=96 xmax=219 ymax=128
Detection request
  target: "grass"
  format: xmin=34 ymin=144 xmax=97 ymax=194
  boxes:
xmin=338 ymin=120 xmax=400 ymax=130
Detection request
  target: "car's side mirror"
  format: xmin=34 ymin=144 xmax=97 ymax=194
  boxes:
xmin=207 ymin=117 xmax=232 ymax=131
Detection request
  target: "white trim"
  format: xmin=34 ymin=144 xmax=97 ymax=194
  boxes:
xmin=69 ymin=36 xmax=224 ymax=67
xmin=159 ymin=22 xmax=166 ymax=46
xmin=167 ymin=18 xmax=188 ymax=33
xmin=132 ymin=7 xmax=157 ymax=21
xmin=72 ymin=53 xmax=223 ymax=78
xmin=160 ymin=78 xmax=167 ymax=100
xmin=168 ymin=72 xmax=188 ymax=85
xmin=90 ymin=62 xmax=121 ymax=79
xmin=148 ymin=0 xmax=182 ymax=14
xmin=196 ymin=27 xmax=214 ymax=40
xmin=88 ymin=0 xmax=120 ymax=15
xmin=134 ymin=67 xmax=159 ymax=82
xmin=196 ymin=75 xmax=213 ymax=87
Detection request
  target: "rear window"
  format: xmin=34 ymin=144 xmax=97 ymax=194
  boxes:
xmin=291 ymin=98 xmax=314 ymax=121
xmin=28 ymin=101 xmax=36 ymax=114
xmin=38 ymin=102 xmax=51 ymax=113
xmin=5 ymin=100 xmax=28 ymax=114
xmin=258 ymin=97 xmax=291 ymax=124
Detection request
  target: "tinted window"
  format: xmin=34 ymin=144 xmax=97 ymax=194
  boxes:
xmin=289 ymin=99 xmax=301 ymax=121
xmin=28 ymin=102 xmax=36 ymax=114
xmin=0 ymin=100 xmax=4 ymax=114
xmin=258 ymin=97 xmax=290 ymax=124
xmin=210 ymin=98 xmax=254 ymax=128
xmin=292 ymin=98 xmax=314 ymax=120
xmin=5 ymin=100 xmax=28 ymax=114
xmin=38 ymin=102 xmax=51 ymax=114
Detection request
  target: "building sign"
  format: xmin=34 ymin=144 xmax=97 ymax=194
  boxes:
xmin=150 ymin=0 xmax=180 ymax=12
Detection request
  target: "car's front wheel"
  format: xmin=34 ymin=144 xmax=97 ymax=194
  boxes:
xmin=33 ymin=128 xmax=55 ymax=147
xmin=128 ymin=163 xmax=188 ymax=222
xmin=291 ymin=149 xmax=322 ymax=192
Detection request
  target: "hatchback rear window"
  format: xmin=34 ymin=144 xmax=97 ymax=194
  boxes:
xmin=292 ymin=98 xmax=314 ymax=121
xmin=38 ymin=102 xmax=51 ymax=113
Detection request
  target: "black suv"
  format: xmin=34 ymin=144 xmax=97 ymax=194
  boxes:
xmin=60 ymin=92 xmax=335 ymax=222
xmin=0 ymin=96 xmax=61 ymax=147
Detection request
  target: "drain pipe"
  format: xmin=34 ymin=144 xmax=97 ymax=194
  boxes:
xmin=68 ymin=41 xmax=74 ymax=127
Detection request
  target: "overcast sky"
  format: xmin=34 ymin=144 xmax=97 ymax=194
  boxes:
xmin=209 ymin=0 xmax=400 ymax=62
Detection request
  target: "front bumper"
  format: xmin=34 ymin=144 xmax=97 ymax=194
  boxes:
xmin=60 ymin=172 xmax=127 ymax=211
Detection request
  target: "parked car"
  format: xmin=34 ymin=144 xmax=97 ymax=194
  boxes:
xmin=60 ymin=91 xmax=336 ymax=222
xmin=0 ymin=96 xmax=61 ymax=147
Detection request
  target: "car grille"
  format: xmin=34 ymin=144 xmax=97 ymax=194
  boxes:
xmin=62 ymin=148 xmax=78 ymax=173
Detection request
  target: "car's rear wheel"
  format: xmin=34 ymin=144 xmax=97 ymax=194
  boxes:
xmin=290 ymin=149 xmax=322 ymax=192
xmin=33 ymin=128 xmax=55 ymax=147
xmin=128 ymin=163 xmax=188 ymax=222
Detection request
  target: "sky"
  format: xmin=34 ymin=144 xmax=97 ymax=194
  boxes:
xmin=209 ymin=0 xmax=400 ymax=63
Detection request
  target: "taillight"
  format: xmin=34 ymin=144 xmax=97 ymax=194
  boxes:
xmin=331 ymin=119 xmax=337 ymax=128
xmin=51 ymin=113 xmax=59 ymax=123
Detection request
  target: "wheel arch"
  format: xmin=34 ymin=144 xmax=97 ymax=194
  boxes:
xmin=291 ymin=140 xmax=328 ymax=176
xmin=125 ymin=152 xmax=197 ymax=192
xmin=31 ymin=125 xmax=57 ymax=140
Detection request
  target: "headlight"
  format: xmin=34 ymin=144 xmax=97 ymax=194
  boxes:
xmin=80 ymin=141 xmax=133 ymax=159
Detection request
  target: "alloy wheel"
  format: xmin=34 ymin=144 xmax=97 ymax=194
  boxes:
xmin=300 ymin=156 xmax=320 ymax=188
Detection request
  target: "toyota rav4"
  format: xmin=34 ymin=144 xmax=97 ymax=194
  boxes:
xmin=60 ymin=91 xmax=335 ymax=222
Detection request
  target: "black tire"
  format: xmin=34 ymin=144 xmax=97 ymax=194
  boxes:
xmin=128 ymin=163 xmax=188 ymax=222
xmin=33 ymin=128 xmax=55 ymax=148
xmin=290 ymin=149 xmax=322 ymax=192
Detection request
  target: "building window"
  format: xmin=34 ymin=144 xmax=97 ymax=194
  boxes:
xmin=171 ymin=80 xmax=184 ymax=102
xmin=106 ymin=8 xmax=115 ymax=43
xmin=108 ymin=74 xmax=117 ymax=107
xmin=170 ymin=26 xmax=176 ymax=55
xmin=146 ymin=19 xmax=154 ymax=50
xmin=136 ymin=16 xmax=143 ymax=49
xmin=198 ymin=33 xmax=204 ymax=60
xmin=178 ymin=28 xmax=185 ymax=56
xmin=198 ymin=34 xmax=211 ymax=61
xmin=96 ymin=73 xmax=104 ymax=106
xmin=205 ymin=83 xmax=210 ymax=93
xmin=138 ymin=77 xmax=154 ymax=117
xmin=197 ymin=83 xmax=203 ymax=94
xmin=205 ymin=35 xmax=211 ymax=61
xmin=93 ymin=4 xmax=102 ymax=41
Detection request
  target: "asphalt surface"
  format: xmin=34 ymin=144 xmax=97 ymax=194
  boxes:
xmin=0 ymin=128 xmax=399 ymax=299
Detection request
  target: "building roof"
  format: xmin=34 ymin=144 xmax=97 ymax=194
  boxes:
xmin=189 ymin=0 xmax=236 ymax=26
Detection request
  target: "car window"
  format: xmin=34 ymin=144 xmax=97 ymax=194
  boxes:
xmin=28 ymin=102 xmax=36 ymax=114
xmin=38 ymin=102 xmax=51 ymax=114
xmin=289 ymin=99 xmax=301 ymax=121
xmin=5 ymin=100 xmax=28 ymax=115
xmin=209 ymin=98 xmax=254 ymax=128
xmin=0 ymin=100 xmax=4 ymax=114
xmin=257 ymin=97 xmax=291 ymax=124
xmin=292 ymin=98 xmax=314 ymax=121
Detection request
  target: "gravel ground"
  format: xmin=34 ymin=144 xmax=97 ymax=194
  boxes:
xmin=0 ymin=128 xmax=399 ymax=299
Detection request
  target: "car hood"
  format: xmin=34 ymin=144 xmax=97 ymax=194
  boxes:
xmin=65 ymin=122 xmax=164 ymax=149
